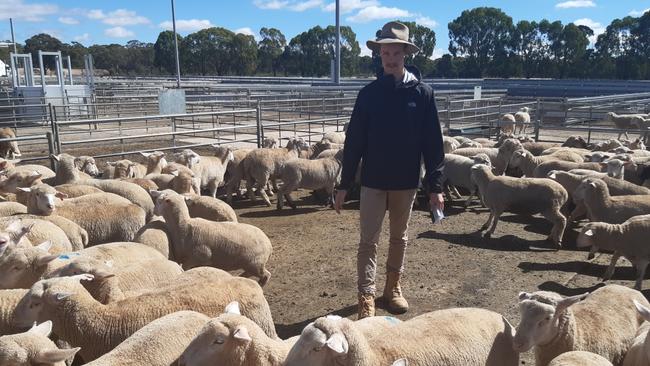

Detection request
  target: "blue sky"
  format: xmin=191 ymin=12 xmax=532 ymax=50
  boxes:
xmin=0 ymin=0 xmax=648 ymax=58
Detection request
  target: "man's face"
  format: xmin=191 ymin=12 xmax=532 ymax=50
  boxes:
xmin=380 ymin=43 xmax=406 ymax=76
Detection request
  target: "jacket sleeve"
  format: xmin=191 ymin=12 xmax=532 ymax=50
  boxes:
xmin=421 ymin=89 xmax=445 ymax=193
xmin=337 ymin=90 xmax=367 ymax=190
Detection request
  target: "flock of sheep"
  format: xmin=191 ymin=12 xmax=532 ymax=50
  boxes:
xmin=0 ymin=106 xmax=649 ymax=365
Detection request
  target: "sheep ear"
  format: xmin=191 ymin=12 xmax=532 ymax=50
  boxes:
xmin=33 ymin=347 xmax=80 ymax=363
xmin=634 ymin=300 xmax=650 ymax=322
xmin=140 ymin=152 xmax=151 ymax=157
xmin=28 ymin=320 xmax=53 ymax=337
xmin=16 ymin=187 xmax=31 ymax=192
xmin=224 ymin=301 xmax=241 ymax=315
xmin=55 ymin=292 xmax=73 ymax=301
xmin=183 ymin=196 xmax=191 ymax=203
xmin=35 ymin=254 xmax=59 ymax=267
xmin=548 ymin=172 xmax=557 ymax=179
xmin=233 ymin=326 xmax=252 ymax=342
xmin=36 ymin=241 xmax=52 ymax=253
xmin=30 ymin=171 xmax=42 ymax=178
xmin=554 ymin=293 xmax=588 ymax=316
xmin=170 ymin=169 xmax=179 ymax=177
xmin=589 ymin=182 xmax=597 ymax=188
xmin=392 ymin=359 xmax=409 ymax=366
xmin=70 ymin=273 xmax=95 ymax=282
xmin=106 ymin=162 xmax=116 ymax=166
xmin=50 ymin=154 xmax=60 ymax=161
xmin=325 ymin=333 xmax=348 ymax=355
xmin=91 ymin=267 xmax=115 ymax=280
xmin=325 ymin=315 xmax=342 ymax=321
xmin=584 ymin=229 xmax=594 ymax=237
xmin=55 ymin=191 xmax=68 ymax=200
xmin=149 ymin=190 xmax=162 ymax=199
xmin=518 ymin=292 xmax=532 ymax=301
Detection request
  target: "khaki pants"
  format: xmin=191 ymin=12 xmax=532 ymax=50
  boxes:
xmin=357 ymin=186 xmax=417 ymax=295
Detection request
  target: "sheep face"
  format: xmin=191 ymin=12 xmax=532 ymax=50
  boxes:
xmin=74 ymin=156 xmax=99 ymax=177
xmin=573 ymin=178 xmax=603 ymax=201
xmin=514 ymin=292 xmax=587 ymax=353
xmin=180 ymin=316 xmax=253 ymax=366
xmin=0 ymin=321 xmax=79 ymax=366
xmin=0 ymin=171 xmax=42 ymax=193
xmin=24 ymin=185 xmax=66 ymax=215
xmin=176 ymin=150 xmax=201 ymax=168
xmin=601 ymin=159 xmax=633 ymax=179
xmin=285 ymin=320 xmax=348 ymax=366
xmin=471 ymin=154 xmax=492 ymax=168
xmin=0 ymin=220 xmax=31 ymax=255
xmin=509 ymin=150 xmax=529 ymax=169
xmin=0 ymin=243 xmax=55 ymax=289
xmin=262 ymin=137 xmax=278 ymax=148
xmin=562 ymin=136 xmax=587 ymax=149
xmin=13 ymin=275 xmax=94 ymax=329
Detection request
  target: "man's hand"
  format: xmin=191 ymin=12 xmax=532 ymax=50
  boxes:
xmin=430 ymin=192 xmax=444 ymax=211
xmin=334 ymin=190 xmax=347 ymax=214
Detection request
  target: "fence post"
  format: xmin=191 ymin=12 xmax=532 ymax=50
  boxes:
xmin=48 ymin=103 xmax=61 ymax=154
xmin=171 ymin=116 xmax=177 ymax=149
xmin=46 ymin=132 xmax=56 ymax=171
xmin=445 ymin=96 xmax=451 ymax=131
xmin=256 ymin=100 xmax=262 ymax=148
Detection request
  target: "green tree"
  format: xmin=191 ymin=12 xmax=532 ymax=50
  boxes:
xmin=258 ymin=27 xmax=286 ymax=76
xmin=434 ymin=54 xmax=458 ymax=77
xmin=229 ymin=33 xmax=258 ymax=75
xmin=61 ymin=42 xmax=87 ymax=68
xmin=448 ymin=7 xmax=514 ymax=77
xmin=154 ymin=31 xmax=182 ymax=75
xmin=24 ymin=33 xmax=63 ymax=71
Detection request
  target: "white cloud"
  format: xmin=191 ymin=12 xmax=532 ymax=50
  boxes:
xmin=360 ymin=44 xmax=372 ymax=57
xmin=431 ymin=47 xmax=446 ymax=60
xmin=347 ymin=6 xmax=412 ymax=23
xmin=73 ymin=33 xmax=90 ymax=43
xmin=160 ymin=19 xmax=214 ymax=32
xmin=235 ymin=27 xmax=256 ymax=36
xmin=39 ymin=29 xmax=62 ymax=39
xmin=555 ymin=0 xmax=596 ymax=9
xmin=0 ymin=0 xmax=58 ymax=22
xmin=104 ymin=26 xmax=134 ymax=38
xmin=254 ymin=0 xmax=289 ymax=9
xmin=629 ymin=8 xmax=650 ymax=16
xmin=322 ymin=0 xmax=378 ymax=13
xmin=574 ymin=17 xmax=605 ymax=45
xmin=87 ymin=9 xmax=105 ymax=19
xmin=415 ymin=15 xmax=438 ymax=28
xmin=289 ymin=0 xmax=323 ymax=11
xmin=58 ymin=16 xmax=79 ymax=25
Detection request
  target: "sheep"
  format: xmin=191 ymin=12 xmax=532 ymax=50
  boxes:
xmin=573 ymin=177 xmax=650 ymax=224
xmin=541 ymin=147 xmax=591 ymax=157
xmin=577 ymin=215 xmax=650 ymax=290
xmin=45 ymin=154 xmax=93 ymax=185
xmin=521 ymin=141 xmax=563 ymax=156
xmin=500 ymin=113 xmax=516 ymax=135
xmin=515 ymin=107 xmax=532 ymax=135
xmin=509 ymin=150 xmax=584 ymax=177
xmin=450 ymin=138 xmax=522 ymax=175
xmin=0 ymin=321 xmax=80 ymax=365
xmin=562 ymin=135 xmax=589 ymax=149
xmin=623 ymin=300 xmax=650 ymax=366
xmin=472 ymin=137 xmax=497 ymax=147
xmin=591 ymin=139 xmax=624 ymax=152
xmin=284 ymin=307 xmax=519 ymax=366
xmin=118 ymin=177 xmax=158 ymax=192
xmin=174 ymin=146 xmax=234 ymax=198
xmin=85 ymin=311 xmax=210 ymax=366
xmin=0 ymin=218 xmax=72 ymax=254
xmin=513 ymin=285 xmax=648 ymax=366
xmin=21 ymin=184 xmax=146 ymax=245
xmin=0 ymin=289 xmax=28 ymax=335
xmin=263 ymin=137 xmax=278 ymax=148
xmin=321 ymin=131 xmax=345 ymax=144
xmin=0 ymin=128 xmax=20 ymax=159
xmin=224 ymin=148 xmax=253 ymax=203
xmin=53 ymin=184 xmax=103 ymax=198
xmin=243 ymin=138 xmax=305 ymax=207
xmin=133 ymin=219 xmax=172 ymax=258
xmin=441 ymin=153 xmax=492 ymax=206
xmin=74 ymin=155 xmax=100 ymax=177
xmin=584 ymin=151 xmax=613 ymax=162
xmin=13 ymin=268 xmax=278 ymax=361
xmin=152 ymin=190 xmax=272 ymax=285
xmin=315 ymin=148 xmax=341 ymax=159
xmin=532 ymin=160 xmax=604 ymax=178
xmin=183 ymin=194 xmax=238 ymax=222
xmin=140 ymin=151 xmax=167 ymax=174
xmin=147 ymin=170 xmax=195 ymax=194
xmin=601 ymin=158 xmax=634 ymax=179
xmin=0 ymin=239 xmax=170 ymax=292
xmin=548 ymin=351 xmax=613 ymax=366
xmin=276 ymin=149 xmax=343 ymax=210
xmin=606 ymin=112 xmax=644 ymax=140
xmin=0 ymin=202 xmax=26 ymax=216
xmin=0 ymin=170 xmax=44 ymax=193
xmin=105 ymin=159 xmax=146 ymax=179
xmin=5 ymin=214 xmax=88 ymax=251
xmin=470 ymin=164 xmax=568 ymax=246
xmin=442 ymin=136 xmax=460 ymax=153
xmin=0 ymin=160 xmax=54 ymax=180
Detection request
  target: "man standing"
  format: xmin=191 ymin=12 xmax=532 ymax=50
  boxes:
xmin=334 ymin=21 xmax=445 ymax=319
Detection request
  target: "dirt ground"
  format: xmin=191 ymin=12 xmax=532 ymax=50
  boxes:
xmin=229 ymin=189 xmax=649 ymax=365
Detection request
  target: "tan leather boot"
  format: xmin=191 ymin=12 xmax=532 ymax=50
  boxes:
xmin=383 ymin=271 xmax=409 ymax=314
xmin=357 ymin=292 xmax=375 ymax=319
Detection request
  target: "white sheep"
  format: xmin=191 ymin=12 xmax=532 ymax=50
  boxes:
xmin=514 ymin=285 xmax=648 ymax=366
xmin=0 ymin=289 xmax=28 ymax=335
xmin=623 ymin=300 xmax=650 ymax=366
xmin=0 ymin=321 xmax=80 ymax=365
xmin=0 ymin=128 xmax=20 ymax=159
xmin=441 ymin=153 xmax=492 ymax=207
xmin=183 ymin=194 xmax=238 ymax=222
xmin=0 ymin=218 xmax=73 ymax=254
xmin=509 ymin=149 xmax=584 ymax=177
xmin=284 ymin=308 xmax=519 ymax=366
xmin=442 ymin=136 xmax=460 ymax=153
xmin=321 ymin=131 xmax=345 ymax=144
xmin=515 ymin=107 xmax=532 ymax=135
xmin=577 ymin=214 xmax=650 ymax=290
xmin=606 ymin=112 xmax=644 ymax=140
xmin=532 ymin=160 xmax=604 ymax=178
xmin=276 ymin=149 xmax=343 ymax=210
xmin=470 ymin=164 xmax=568 ymax=246
xmin=573 ymin=177 xmax=650 ymax=224
xmin=74 ymin=155 xmax=100 ymax=177
xmin=85 ymin=310 xmax=210 ymax=366
xmin=450 ymin=138 xmax=522 ymax=175
xmin=174 ymin=146 xmax=234 ymax=198
xmin=133 ymin=218 xmax=172 ymax=258
xmin=13 ymin=268 xmax=277 ymax=361
xmin=500 ymin=113 xmax=516 ymax=135
xmin=548 ymin=351 xmax=613 ymax=366
xmin=140 ymin=151 xmax=168 ymax=174
xmin=152 ymin=190 xmax=272 ymax=285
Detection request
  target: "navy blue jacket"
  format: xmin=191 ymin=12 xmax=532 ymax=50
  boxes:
xmin=338 ymin=66 xmax=445 ymax=192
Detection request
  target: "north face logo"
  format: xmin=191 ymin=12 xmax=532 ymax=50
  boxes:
xmin=408 ymin=102 xmax=416 ymax=108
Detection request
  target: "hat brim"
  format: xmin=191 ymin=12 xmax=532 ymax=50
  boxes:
xmin=366 ymin=39 xmax=419 ymax=55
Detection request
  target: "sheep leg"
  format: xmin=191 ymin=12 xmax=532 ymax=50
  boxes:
xmin=276 ymin=189 xmax=284 ymax=210
xmin=464 ymin=188 xmax=476 ymax=207
xmin=207 ymin=179 xmax=218 ymax=198
xmin=634 ymin=260 xmax=649 ymax=290
xmin=242 ymin=266 xmax=272 ymax=287
xmin=484 ymin=210 xmax=502 ymax=238
xmin=602 ymin=252 xmax=621 ymax=281
xmin=480 ymin=212 xmax=494 ymax=231
xmin=587 ymin=245 xmax=598 ymax=260
xmin=247 ymin=179 xmax=257 ymax=202
xmin=568 ymin=202 xmax=587 ymax=222
xmin=258 ymin=183 xmax=273 ymax=207
xmin=544 ymin=210 xmax=567 ymax=248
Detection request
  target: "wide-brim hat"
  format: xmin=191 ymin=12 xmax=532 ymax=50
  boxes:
xmin=366 ymin=21 xmax=419 ymax=55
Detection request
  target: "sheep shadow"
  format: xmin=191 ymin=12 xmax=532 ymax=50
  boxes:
xmin=417 ymin=230 xmax=558 ymax=252
xmin=240 ymin=206 xmax=321 ymax=218
xmin=275 ymin=304 xmax=357 ymax=339
xmin=518 ymin=260 xmax=607 ymax=279
xmin=537 ymin=281 xmax=606 ymax=296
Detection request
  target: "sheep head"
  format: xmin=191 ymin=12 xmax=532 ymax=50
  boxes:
xmin=0 ymin=321 xmax=80 ymax=365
